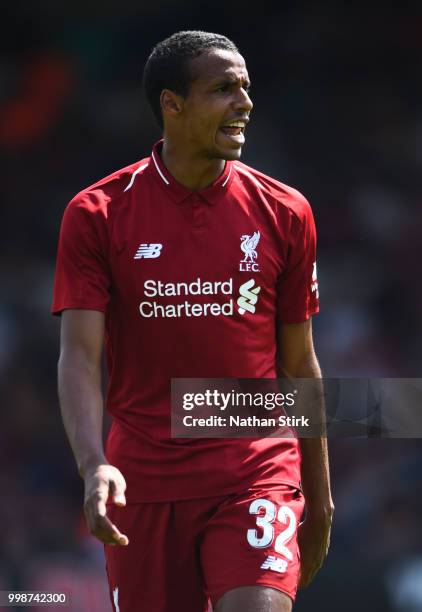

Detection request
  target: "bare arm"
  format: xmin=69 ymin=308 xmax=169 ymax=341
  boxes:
xmin=58 ymin=309 xmax=128 ymax=546
xmin=278 ymin=319 xmax=334 ymax=587
xmin=59 ymin=309 xmax=107 ymax=474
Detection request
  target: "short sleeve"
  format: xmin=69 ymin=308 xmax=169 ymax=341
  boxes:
xmin=276 ymin=201 xmax=319 ymax=323
xmin=51 ymin=196 xmax=111 ymax=315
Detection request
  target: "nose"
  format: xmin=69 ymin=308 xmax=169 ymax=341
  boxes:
xmin=233 ymin=87 xmax=253 ymax=113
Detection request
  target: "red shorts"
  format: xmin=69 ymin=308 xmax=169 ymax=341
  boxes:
xmin=105 ymin=485 xmax=305 ymax=612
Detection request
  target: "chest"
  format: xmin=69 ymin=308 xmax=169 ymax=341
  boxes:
xmin=107 ymin=191 xmax=287 ymax=300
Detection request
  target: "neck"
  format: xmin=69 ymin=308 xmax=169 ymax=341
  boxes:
xmin=161 ymin=139 xmax=226 ymax=191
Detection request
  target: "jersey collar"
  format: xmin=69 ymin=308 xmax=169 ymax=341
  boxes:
xmin=148 ymin=140 xmax=234 ymax=205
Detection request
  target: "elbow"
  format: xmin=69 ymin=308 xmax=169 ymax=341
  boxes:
xmin=278 ymin=352 xmax=322 ymax=379
xmin=58 ymin=346 xmax=101 ymax=380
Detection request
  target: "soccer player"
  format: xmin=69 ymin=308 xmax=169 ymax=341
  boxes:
xmin=53 ymin=31 xmax=333 ymax=612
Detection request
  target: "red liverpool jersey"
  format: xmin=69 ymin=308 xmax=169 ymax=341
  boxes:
xmin=52 ymin=140 xmax=319 ymax=502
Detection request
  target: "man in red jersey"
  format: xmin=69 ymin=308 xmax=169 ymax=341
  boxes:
xmin=53 ymin=31 xmax=333 ymax=612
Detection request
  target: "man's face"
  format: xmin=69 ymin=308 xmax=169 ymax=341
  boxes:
xmin=177 ymin=49 xmax=253 ymax=161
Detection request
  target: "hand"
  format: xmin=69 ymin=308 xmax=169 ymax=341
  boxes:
xmin=298 ymin=502 xmax=334 ymax=587
xmin=83 ymin=464 xmax=129 ymax=546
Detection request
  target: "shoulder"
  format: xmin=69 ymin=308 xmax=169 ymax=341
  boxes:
xmin=66 ymin=157 xmax=150 ymax=219
xmin=233 ymin=160 xmax=313 ymax=222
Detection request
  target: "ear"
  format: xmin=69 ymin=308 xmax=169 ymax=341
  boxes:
xmin=160 ymin=89 xmax=184 ymax=120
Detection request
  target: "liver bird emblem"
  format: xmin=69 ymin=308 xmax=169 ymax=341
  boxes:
xmin=240 ymin=231 xmax=260 ymax=263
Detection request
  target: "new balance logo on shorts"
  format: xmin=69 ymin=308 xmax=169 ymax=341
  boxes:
xmin=134 ymin=243 xmax=163 ymax=259
xmin=260 ymin=556 xmax=288 ymax=574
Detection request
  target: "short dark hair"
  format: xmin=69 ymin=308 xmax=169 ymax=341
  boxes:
xmin=143 ymin=30 xmax=238 ymax=128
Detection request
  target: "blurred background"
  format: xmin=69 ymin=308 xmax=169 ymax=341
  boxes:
xmin=1 ymin=1 xmax=421 ymax=610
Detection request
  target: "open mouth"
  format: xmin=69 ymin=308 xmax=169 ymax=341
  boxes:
xmin=219 ymin=120 xmax=246 ymax=142
xmin=220 ymin=126 xmax=244 ymax=136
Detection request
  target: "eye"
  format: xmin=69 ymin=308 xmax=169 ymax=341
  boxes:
xmin=215 ymin=83 xmax=230 ymax=93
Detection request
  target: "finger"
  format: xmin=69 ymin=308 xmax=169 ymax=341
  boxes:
xmin=85 ymin=480 xmax=109 ymax=514
xmin=299 ymin=547 xmax=327 ymax=587
xmin=299 ymin=566 xmax=313 ymax=588
xmin=110 ymin=479 xmax=127 ymax=507
xmin=97 ymin=498 xmax=107 ymax=517
xmin=94 ymin=530 xmax=128 ymax=546
xmin=92 ymin=514 xmax=129 ymax=546
xmin=84 ymin=490 xmax=108 ymax=526
xmin=298 ymin=548 xmax=326 ymax=587
xmin=113 ymin=493 xmax=126 ymax=506
xmin=299 ymin=566 xmax=318 ymax=588
xmin=84 ymin=494 xmax=128 ymax=545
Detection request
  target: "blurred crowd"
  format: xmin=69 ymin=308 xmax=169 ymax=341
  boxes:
xmin=1 ymin=2 xmax=421 ymax=610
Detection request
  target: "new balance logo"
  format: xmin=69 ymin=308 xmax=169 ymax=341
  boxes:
xmin=134 ymin=243 xmax=163 ymax=259
xmin=237 ymin=279 xmax=261 ymax=315
xmin=260 ymin=556 xmax=288 ymax=574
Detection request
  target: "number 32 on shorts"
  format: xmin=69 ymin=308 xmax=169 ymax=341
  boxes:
xmin=247 ymin=498 xmax=297 ymax=560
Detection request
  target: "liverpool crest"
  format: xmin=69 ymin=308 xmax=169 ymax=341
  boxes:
xmin=240 ymin=231 xmax=260 ymax=272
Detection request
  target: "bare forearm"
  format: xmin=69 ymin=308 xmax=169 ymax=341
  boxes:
xmin=295 ymin=357 xmax=333 ymax=510
xmin=58 ymin=350 xmax=107 ymax=477
xmin=300 ymin=437 xmax=332 ymax=510
xmin=278 ymin=321 xmax=333 ymax=585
